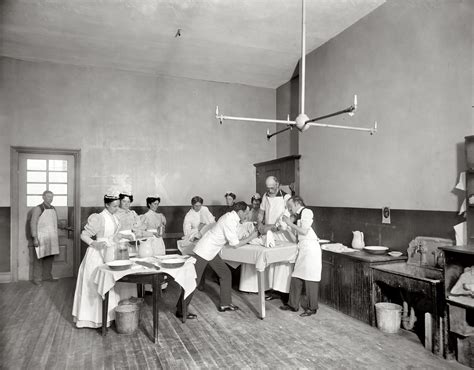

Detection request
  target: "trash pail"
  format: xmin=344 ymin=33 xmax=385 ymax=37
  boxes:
xmin=115 ymin=304 xmax=140 ymax=334
xmin=375 ymin=302 xmax=402 ymax=334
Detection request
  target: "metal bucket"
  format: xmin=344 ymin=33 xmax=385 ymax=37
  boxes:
xmin=115 ymin=304 xmax=140 ymax=334
xmin=375 ymin=302 xmax=402 ymax=334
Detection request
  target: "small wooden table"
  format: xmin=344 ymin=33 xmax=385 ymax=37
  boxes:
xmin=100 ymin=270 xmax=190 ymax=343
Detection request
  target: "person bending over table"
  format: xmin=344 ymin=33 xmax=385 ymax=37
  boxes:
xmin=176 ymin=201 xmax=258 ymax=319
xmin=279 ymin=196 xmax=321 ymax=317
xmin=72 ymin=193 xmax=136 ymax=328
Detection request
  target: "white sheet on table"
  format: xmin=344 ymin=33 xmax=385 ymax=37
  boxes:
xmin=94 ymin=257 xmax=197 ymax=299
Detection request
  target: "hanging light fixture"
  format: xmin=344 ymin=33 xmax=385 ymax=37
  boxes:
xmin=215 ymin=0 xmax=378 ymax=140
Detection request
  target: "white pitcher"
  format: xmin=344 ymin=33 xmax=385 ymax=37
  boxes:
xmin=352 ymin=231 xmax=365 ymax=249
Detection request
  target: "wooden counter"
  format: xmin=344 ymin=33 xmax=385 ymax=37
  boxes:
xmin=320 ymin=249 xmax=406 ymax=325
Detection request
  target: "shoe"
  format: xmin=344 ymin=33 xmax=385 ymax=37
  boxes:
xmin=32 ymin=280 xmax=43 ymax=287
xmin=218 ymin=304 xmax=239 ymax=312
xmin=279 ymin=304 xmax=298 ymax=312
xmin=265 ymin=294 xmax=280 ymax=301
xmin=300 ymin=309 xmax=317 ymax=317
xmin=175 ymin=312 xmax=197 ymax=320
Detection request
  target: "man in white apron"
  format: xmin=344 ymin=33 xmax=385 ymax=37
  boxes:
xmin=239 ymin=176 xmax=293 ymax=295
xmin=29 ymin=190 xmax=60 ymax=286
xmin=280 ymin=196 xmax=321 ymax=317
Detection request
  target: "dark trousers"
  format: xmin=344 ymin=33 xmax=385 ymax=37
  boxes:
xmin=177 ymin=254 xmax=232 ymax=314
xmin=288 ymin=277 xmax=319 ymax=311
xmin=31 ymin=250 xmax=55 ymax=282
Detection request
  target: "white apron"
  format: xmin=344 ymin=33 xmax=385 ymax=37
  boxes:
xmin=239 ymin=192 xmax=293 ymax=293
xmin=72 ymin=210 xmax=136 ymax=328
xmin=292 ymin=239 xmax=322 ymax=282
xmin=35 ymin=209 xmax=60 ymax=259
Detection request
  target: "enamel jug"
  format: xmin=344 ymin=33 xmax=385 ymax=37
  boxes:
xmin=351 ymin=231 xmax=365 ymax=250
xmin=138 ymin=238 xmax=154 ymax=258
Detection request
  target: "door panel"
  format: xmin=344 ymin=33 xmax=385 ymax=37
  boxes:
xmin=18 ymin=153 xmax=75 ymax=280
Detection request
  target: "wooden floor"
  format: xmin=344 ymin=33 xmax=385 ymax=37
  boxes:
xmin=0 ymin=278 xmax=467 ymax=370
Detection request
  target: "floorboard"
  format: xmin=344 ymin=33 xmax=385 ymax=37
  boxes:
xmin=0 ymin=278 xmax=468 ymax=369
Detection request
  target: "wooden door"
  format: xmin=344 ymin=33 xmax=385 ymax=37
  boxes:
xmin=17 ymin=154 xmax=75 ymax=279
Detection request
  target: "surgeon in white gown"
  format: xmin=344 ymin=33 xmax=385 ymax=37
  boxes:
xmin=239 ymin=176 xmax=293 ymax=294
xmin=72 ymin=194 xmax=137 ymax=328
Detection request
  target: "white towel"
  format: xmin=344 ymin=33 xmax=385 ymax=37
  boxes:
xmin=454 ymin=222 xmax=467 ymax=246
xmin=455 ymin=171 xmax=466 ymax=191
xmin=265 ymin=230 xmax=275 ymax=248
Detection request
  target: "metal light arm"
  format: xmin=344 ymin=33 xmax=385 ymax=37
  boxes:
xmin=267 ymin=126 xmax=292 ymax=140
xmin=216 ymin=106 xmax=295 ymax=126
xmin=304 ymin=95 xmax=357 ymax=125
xmin=305 ymin=120 xmax=377 ymax=135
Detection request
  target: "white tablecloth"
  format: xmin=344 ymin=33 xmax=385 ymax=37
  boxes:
xmin=220 ymin=241 xmax=298 ymax=271
xmin=94 ymin=257 xmax=197 ymax=299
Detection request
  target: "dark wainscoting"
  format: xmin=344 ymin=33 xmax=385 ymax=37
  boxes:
xmin=309 ymin=206 xmax=464 ymax=252
xmin=0 ymin=207 xmax=11 ymax=272
xmin=0 ymin=205 xmax=465 ymax=270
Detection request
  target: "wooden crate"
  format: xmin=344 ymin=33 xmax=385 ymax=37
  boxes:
xmin=456 ymin=335 xmax=474 ymax=368
xmin=449 ymin=303 xmax=474 ymax=336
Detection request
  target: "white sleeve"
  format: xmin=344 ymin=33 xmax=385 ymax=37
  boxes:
xmin=183 ymin=212 xmax=193 ymax=236
xmin=201 ymin=206 xmax=215 ymax=224
xmin=300 ymin=209 xmax=314 ymax=231
xmin=223 ymin=218 xmax=240 ymax=246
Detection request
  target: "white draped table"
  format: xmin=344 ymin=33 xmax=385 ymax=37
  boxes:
xmin=220 ymin=241 xmax=298 ymax=319
xmin=94 ymin=258 xmax=197 ymax=342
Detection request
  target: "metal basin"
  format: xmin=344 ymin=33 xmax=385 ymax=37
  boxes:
xmin=373 ymin=262 xmax=442 ymax=283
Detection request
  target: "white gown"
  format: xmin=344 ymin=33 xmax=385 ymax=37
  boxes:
xmin=177 ymin=206 xmax=215 ymax=255
xmin=140 ymin=210 xmax=166 ymax=256
xmin=72 ymin=209 xmax=136 ymax=328
xmin=291 ymin=208 xmax=322 ymax=282
xmin=239 ymin=191 xmax=293 ymax=293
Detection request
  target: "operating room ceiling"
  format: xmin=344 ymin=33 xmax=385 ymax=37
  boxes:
xmin=1 ymin=0 xmax=385 ymax=88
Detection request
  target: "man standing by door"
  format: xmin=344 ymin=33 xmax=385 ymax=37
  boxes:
xmin=29 ymin=190 xmax=60 ymax=286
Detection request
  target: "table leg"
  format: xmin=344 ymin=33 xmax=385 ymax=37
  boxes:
xmin=181 ymin=289 xmax=187 ymax=324
xmin=102 ymin=292 xmax=109 ymax=336
xmin=257 ymin=270 xmax=265 ymax=320
xmin=152 ymin=275 xmax=159 ymax=344
xmin=137 ymin=283 xmax=144 ymax=298
xmin=425 ymin=312 xmax=433 ymax=352
xmin=371 ymin=282 xmax=382 ymax=327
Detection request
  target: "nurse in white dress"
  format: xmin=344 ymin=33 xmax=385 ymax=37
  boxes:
xmin=72 ymin=194 xmax=137 ymax=328
xmin=177 ymin=196 xmax=216 ymax=255
xmin=116 ymin=192 xmax=154 ymax=239
xmin=239 ymin=176 xmax=293 ymax=293
xmin=280 ymin=196 xmax=321 ymax=317
xmin=140 ymin=196 xmax=166 ymax=256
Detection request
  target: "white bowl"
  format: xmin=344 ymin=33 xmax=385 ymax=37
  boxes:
xmin=363 ymin=246 xmax=389 ymax=255
xmin=388 ymin=251 xmax=403 ymax=257
xmin=160 ymin=257 xmax=185 ymax=269
xmin=106 ymin=260 xmax=133 ymax=271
